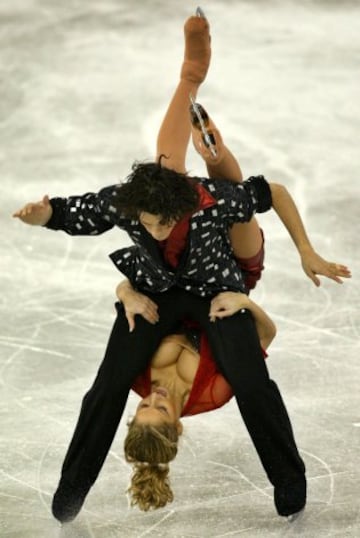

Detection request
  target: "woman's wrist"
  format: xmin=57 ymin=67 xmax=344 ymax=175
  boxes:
xmin=116 ymin=280 xmax=134 ymax=301
xmin=236 ymin=292 xmax=250 ymax=310
xmin=298 ymin=243 xmax=315 ymax=257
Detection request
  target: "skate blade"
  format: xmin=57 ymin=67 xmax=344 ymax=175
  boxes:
xmin=189 ymin=94 xmax=217 ymax=158
xmin=287 ymin=508 xmax=305 ymax=523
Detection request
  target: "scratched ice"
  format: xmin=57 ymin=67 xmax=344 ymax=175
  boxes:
xmin=1 ymin=1 xmax=359 ymax=537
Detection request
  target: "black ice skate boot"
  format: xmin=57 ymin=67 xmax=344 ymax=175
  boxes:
xmin=274 ymin=476 xmax=307 ymax=521
xmin=51 ymin=478 xmax=90 ymax=523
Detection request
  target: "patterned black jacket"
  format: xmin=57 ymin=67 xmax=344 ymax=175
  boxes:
xmin=46 ymin=175 xmax=272 ymax=297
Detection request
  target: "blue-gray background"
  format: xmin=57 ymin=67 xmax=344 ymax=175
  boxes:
xmin=1 ymin=1 xmax=359 ymax=536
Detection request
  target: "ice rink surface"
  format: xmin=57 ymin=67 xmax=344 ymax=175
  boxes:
xmin=1 ymin=0 xmax=359 ymax=536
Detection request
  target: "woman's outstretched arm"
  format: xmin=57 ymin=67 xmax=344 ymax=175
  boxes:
xmin=269 ymin=182 xmax=352 ymax=285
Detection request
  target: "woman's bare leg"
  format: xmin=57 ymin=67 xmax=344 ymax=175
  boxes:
xmin=156 ymin=13 xmax=211 ymax=173
xmin=230 ymin=219 xmax=264 ymax=259
xmin=157 ymin=11 xmax=262 ymax=262
xmin=191 ymin=105 xmax=263 ymax=259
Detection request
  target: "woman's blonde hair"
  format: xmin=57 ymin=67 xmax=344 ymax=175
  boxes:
xmin=124 ymin=419 xmax=180 ymax=511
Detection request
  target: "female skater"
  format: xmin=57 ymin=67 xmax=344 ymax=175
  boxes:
xmin=117 ymin=279 xmax=275 ymax=511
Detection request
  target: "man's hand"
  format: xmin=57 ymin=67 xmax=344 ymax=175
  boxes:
xmin=300 ymin=247 xmax=352 ymax=286
xmin=116 ymin=281 xmax=159 ymax=332
xmin=209 ymin=291 xmax=250 ymax=322
xmin=13 ymin=195 xmax=53 ymax=226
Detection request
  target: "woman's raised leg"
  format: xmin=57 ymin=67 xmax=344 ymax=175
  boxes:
xmin=156 ymin=10 xmax=211 ymax=173
xmin=191 ymin=102 xmax=264 ymax=269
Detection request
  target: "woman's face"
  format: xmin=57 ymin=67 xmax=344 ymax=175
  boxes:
xmin=139 ymin=212 xmax=176 ymax=241
xmin=135 ymin=387 xmax=179 ymax=426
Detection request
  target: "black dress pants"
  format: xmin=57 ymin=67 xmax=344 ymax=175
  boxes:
xmin=59 ymin=287 xmax=305 ymax=492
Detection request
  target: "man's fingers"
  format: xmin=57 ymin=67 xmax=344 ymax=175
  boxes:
xmin=13 ymin=201 xmax=47 ymax=218
xmin=13 ymin=207 xmax=28 ymax=219
xmin=25 ymin=204 xmax=35 ymax=215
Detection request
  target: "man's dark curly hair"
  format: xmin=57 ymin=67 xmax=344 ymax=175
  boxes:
xmin=114 ymin=160 xmax=200 ymax=224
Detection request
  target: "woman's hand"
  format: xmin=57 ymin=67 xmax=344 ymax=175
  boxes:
xmin=116 ymin=281 xmax=159 ymax=332
xmin=13 ymin=195 xmax=53 ymax=226
xmin=209 ymin=291 xmax=250 ymax=321
xmin=300 ymin=247 xmax=351 ymax=286
xmin=209 ymin=291 xmax=276 ymax=349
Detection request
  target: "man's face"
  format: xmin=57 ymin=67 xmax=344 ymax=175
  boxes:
xmin=139 ymin=212 xmax=176 ymax=241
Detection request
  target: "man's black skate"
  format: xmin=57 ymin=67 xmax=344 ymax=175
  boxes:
xmin=274 ymin=476 xmax=307 ymax=519
xmin=51 ymin=478 xmax=89 ymax=523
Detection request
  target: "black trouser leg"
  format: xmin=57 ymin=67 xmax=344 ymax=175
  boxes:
xmin=210 ymin=310 xmax=305 ymax=487
xmin=180 ymin=296 xmax=305 ymax=502
xmin=53 ymin=288 xmax=305 ymax=521
xmin=52 ymin=288 xmax=188 ymax=521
